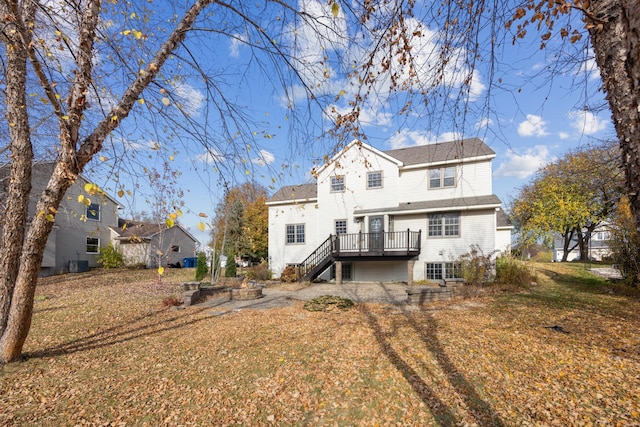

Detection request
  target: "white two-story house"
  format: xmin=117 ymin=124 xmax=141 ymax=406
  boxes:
xmin=267 ymin=138 xmax=512 ymax=283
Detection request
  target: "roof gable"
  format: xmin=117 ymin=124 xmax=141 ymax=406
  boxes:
xmin=313 ymin=139 xmax=404 ymax=177
xmin=113 ymin=219 xmax=197 ymax=243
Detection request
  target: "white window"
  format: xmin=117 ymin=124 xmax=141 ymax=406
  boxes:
xmin=335 ymin=219 xmax=347 ymax=235
xmin=425 ymin=262 xmax=462 ymax=280
xmin=367 ymin=171 xmax=383 ymax=189
xmin=331 ymin=176 xmax=345 ymax=192
xmin=86 ymin=202 xmax=100 ymax=221
xmin=429 ymin=166 xmax=456 ymax=189
xmin=594 ymin=231 xmax=611 ymax=241
xmin=170 ymin=245 xmax=180 ymax=253
xmin=86 ymin=237 xmax=100 ymax=254
xmin=286 ymin=224 xmax=305 ymax=244
xmin=428 ymin=213 xmax=460 ymax=237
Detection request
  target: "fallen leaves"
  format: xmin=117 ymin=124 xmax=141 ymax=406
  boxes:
xmin=0 ymin=265 xmax=639 ymax=426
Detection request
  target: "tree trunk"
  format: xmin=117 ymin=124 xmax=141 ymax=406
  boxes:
xmin=0 ymin=164 xmax=76 ymax=362
xmin=0 ymin=1 xmax=36 ymax=339
xmin=588 ymin=0 xmax=640 ymax=233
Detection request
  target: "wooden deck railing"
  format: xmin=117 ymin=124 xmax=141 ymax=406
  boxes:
xmin=297 ymin=229 xmax=421 ymax=281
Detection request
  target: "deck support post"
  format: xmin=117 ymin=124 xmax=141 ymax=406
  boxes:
xmin=335 ymin=260 xmax=342 ymax=285
xmin=407 ymin=259 xmax=415 ymax=285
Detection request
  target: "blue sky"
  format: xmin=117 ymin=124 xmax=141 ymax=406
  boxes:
xmin=93 ymin=1 xmax=613 ymax=248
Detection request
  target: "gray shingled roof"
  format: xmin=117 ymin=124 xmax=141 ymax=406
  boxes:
xmin=267 ymin=183 xmax=317 ymax=203
xmin=496 ymin=208 xmax=514 ymax=228
xmin=383 ymin=137 xmax=495 ymax=166
xmin=354 ymin=194 xmax=502 ymax=215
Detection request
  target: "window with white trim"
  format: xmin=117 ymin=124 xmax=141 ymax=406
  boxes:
xmin=429 ymin=166 xmax=456 ymax=189
xmin=425 ymin=262 xmax=462 ymax=280
xmin=330 ymin=176 xmax=345 ymax=192
xmin=428 ymin=213 xmax=460 ymax=237
xmin=86 ymin=202 xmax=100 ymax=221
xmin=170 ymin=245 xmax=180 ymax=253
xmin=86 ymin=237 xmax=100 ymax=254
xmin=286 ymin=224 xmax=305 ymax=244
xmin=367 ymin=171 xmax=383 ymax=189
xmin=335 ymin=219 xmax=347 ymax=235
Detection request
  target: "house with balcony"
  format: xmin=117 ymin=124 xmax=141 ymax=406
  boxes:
xmin=266 ymin=138 xmax=513 ymax=283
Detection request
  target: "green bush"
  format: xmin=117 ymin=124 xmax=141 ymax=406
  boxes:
xmin=495 ymin=256 xmax=535 ymax=288
xmin=195 ymin=251 xmax=208 ymax=281
xmin=97 ymin=243 xmax=124 ymax=269
xmin=225 ymin=253 xmax=237 ymax=277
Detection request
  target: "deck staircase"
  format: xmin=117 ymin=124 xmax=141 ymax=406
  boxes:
xmin=298 ymin=236 xmax=337 ymax=282
xmin=297 ymin=230 xmax=422 ymax=282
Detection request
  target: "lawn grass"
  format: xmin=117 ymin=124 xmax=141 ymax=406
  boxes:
xmin=1 ymin=263 xmax=639 ymax=426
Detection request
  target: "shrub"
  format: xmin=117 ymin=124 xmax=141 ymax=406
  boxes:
xmin=245 ymin=261 xmax=272 ymax=281
xmin=458 ymin=245 xmax=496 ymax=286
xmin=280 ymin=265 xmax=299 ymax=283
xmin=609 ymin=200 xmax=640 ymax=286
xmin=97 ymin=243 xmax=124 ymax=269
xmin=195 ymin=251 xmax=208 ymax=281
xmin=225 ymin=253 xmax=237 ymax=277
xmin=495 ymin=256 xmax=535 ymax=288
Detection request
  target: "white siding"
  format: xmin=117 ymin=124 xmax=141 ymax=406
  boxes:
xmin=315 ymin=144 xmax=401 ymax=236
xmin=395 ymin=210 xmax=496 ymax=281
xmin=352 ymin=261 xmax=407 ymax=282
xmin=267 ymin=139 xmax=506 ymax=282
xmin=268 ymin=201 xmax=319 ymax=276
xmin=396 ymin=160 xmax=493 ymax=202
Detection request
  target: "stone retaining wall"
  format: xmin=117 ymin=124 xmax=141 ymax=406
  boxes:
xmin=183 ymin=283 xmax=262 ymax=307
xmin=406 ymin=286 xmax=454 ymax=305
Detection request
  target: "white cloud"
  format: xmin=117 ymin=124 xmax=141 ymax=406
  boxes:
xmin=558 ymin=131 xmax=570 ymax=140
xmin=576 ymin=50 xmax=600 ymax=81
xmin=172 ymin=82 xmax=204 ymax=117
xmin=568 ymin=110 xmax=608 ymax=135
xmin=195 ymin=149 xmax=225 ymax=164
xmin=252 ymin=149 xmax=275 ymax=166
xmin=229 ymin=33 xmax=246 ymax=58
xmin=494 ymin=145 xmax=553 ymax=179
xmin=325 ymin=104 xmax=393 ymax=128
xmin=518 ymin=114 xmax=549 ymax=137
xmin=475 ymin=117 xmax=493 ymax=130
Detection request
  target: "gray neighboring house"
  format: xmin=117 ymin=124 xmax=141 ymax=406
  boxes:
xmin=111 ymin=219 xmax=197 ymax=268
xmin=0 ymin=162 xmax=120 ymax=276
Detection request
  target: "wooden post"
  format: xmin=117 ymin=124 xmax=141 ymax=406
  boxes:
xmin=335 ymin=260 xmax=343 ymax=285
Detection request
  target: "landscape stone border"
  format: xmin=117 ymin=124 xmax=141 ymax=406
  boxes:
xmin=183 ymin=282 xmax=263 ymax=307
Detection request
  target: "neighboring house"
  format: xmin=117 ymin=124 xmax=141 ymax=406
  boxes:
xmin=0 ymin=162 xmax=120 ymax=276
xmin=266 ymin=138 xmax=513 ymax=283
xmin=111 ymin=219 xmax=197 ymax=268
xmin=553 ymin=223 xmax=612 ymax=262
